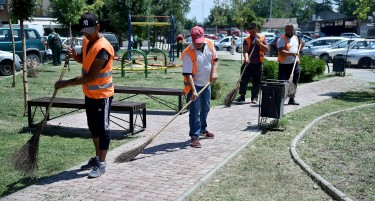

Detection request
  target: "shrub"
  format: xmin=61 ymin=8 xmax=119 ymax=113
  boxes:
xmin=211 ymin=80 xmax=223 ymax=100
xmin=27 ymin=61 xmax=39 ymax=78
xmin=262 ymin=59 xmax=278 ymax=80
xmin=299 ymin=56 xmax=326 ymax=82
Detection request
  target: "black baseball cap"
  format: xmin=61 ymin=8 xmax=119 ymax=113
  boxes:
xmin=79 ymin=12 xmax=98 ymax=34
xmin=247 ymin=23 xmax=257 ymax=30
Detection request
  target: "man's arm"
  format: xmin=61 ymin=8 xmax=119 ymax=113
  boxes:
xmin=210 ymin=58 xmax=218 ymax=83
xmin=184 ymin=74 xmax=198 ymax=101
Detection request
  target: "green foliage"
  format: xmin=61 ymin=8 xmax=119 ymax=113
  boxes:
xmin=299 ymin=55 xmax=326 ymax=82
xmin=49 ymin=0 xmax=85 ymax=28
xmin=262 ymin=59 xmax=278 ymax=80
xmin=211 ymin=80 xmax=223 ymax=100
xmin=9 ymin=0 xmax=39 ymax=21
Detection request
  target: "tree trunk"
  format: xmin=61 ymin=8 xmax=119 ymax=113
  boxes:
xmin=21 ymin=20 xmax=29 ymax=116
xmin=68 ymin=22 xmax=72 ymax=71
xmin=7 ymin=3 xmax=16 ymax=87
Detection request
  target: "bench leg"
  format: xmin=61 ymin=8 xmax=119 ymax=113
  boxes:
xmin=178 ymin=95 xmax=182 ymax=112
xmin=129 ymin=111 xmax=134 ymax=134
xmin=142 ymin=108 xmax=146 ymax=128
xmin=28 ymin=105 xmax=32 ymax=127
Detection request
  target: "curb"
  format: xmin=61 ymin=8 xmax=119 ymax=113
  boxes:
xmin=176 ymin=131 xmax=262 ymax=201
xmin=290 ymin=103 xmax=375 ymax=201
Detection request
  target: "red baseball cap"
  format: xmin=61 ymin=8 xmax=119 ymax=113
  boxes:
xmin=190 ymin=26 xmax=205 ymax=44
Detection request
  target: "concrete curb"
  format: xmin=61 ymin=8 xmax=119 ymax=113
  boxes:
xmin=290 ymin=103 xmax=375 ymax=201
xmin=176 ymin=131 xmax=262 ymax=201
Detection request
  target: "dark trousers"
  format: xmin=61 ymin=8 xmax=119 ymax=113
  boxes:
xmin=278 ymin=63 xmax=301 ymax=99
xmin=239 ymin=62 xmax=263 ymax=100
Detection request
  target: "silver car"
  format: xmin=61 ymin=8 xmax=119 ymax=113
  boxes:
xmin=0 ymin=50 xmax=22 ymax=76
xmin=346 ymin=44 xmax=375 ymax=68
xmin=214 ymin=36 xmax=239 ymax=51
xmin=311 ymin=38 xmax=364 ymax=62
xmin=300 ymin=36 xmax=345 ymax=56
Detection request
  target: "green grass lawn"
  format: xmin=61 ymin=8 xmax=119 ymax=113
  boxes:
xmin=190 ymin=89 xmax=375 ymax=200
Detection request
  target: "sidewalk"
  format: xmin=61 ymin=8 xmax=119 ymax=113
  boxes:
xmin=3 ymin=52 xmax=373 ymax=201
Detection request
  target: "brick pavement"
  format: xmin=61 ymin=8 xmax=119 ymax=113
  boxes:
xmin=2 ymin=52 xmax=372 ymax=201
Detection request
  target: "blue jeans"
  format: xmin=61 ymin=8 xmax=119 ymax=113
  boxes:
xmin=187 ymin=85 xmax=211 ymax=138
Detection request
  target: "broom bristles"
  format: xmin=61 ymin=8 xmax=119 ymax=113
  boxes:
xmin=115 ymin=135 xmax=153 ymax=162
xmin=12 ymin=133 xmax=40 ymax=174
xmin=286 ymin=79 xmax=296 ymax=98
xmin=224 ymin=85 xmax=239 ymax=107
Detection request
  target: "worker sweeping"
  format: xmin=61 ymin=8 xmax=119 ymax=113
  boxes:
xmin=277 ymin=23 xmax=305 ymax=105
xmin=54 ymin=12 xmax=114 ymax=178
xmin=182 ymin=26 xmax=219 ymax=148
xmin=235 ymin=23 xmax=268 ymax=104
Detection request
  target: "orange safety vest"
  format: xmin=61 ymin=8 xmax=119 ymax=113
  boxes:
xmin=245 ymin=34 xmax=265 ymax=62
xmin=181 ymin=38 xmax=215 ymax=94
xmin=277 ymin=35 xmax=300 ymax=63
xmin=81 ymin=37 xmax=115 ymax=99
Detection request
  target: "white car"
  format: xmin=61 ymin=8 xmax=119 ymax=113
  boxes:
xmin=311 ymin=38 xmax=374 ymax=62
xmin=260 ymin=32 xmax=276 ymax=41
xmin=214 ymin=36 xmax=239 ymax=51
xmin=300 ymin=36 xmax=345 ymax=56
xmin=61 ymin=37 xmax=83 ymax=60
xmin=0 ymin=50 xmax=22 ymax=76
xmin=346 ymin=44 xmax=375 ymax=68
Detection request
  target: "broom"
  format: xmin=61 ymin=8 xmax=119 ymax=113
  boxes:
xmin=115 ymin=82 xmax=211 ymax=163
xmin=224 ymin=38 xmax=257 ymax=107
xmin=285 ymin=42 xmax=303 ymax=97
xmin=12 ymin=38 xmax=76 ymax=174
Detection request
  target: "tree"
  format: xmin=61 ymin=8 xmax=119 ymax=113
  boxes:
xmin=49 ymin=0 xmax=85 ymax=34
xmin=6 ymin=1 xmax=16 ymax=87
xmin=9 ymin=0 xmax=39 ymax=115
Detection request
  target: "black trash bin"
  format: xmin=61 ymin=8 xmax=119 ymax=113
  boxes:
xmin=332 ymin=56 xmax=346 ymax=75
xmin=260 ymin=81 xmax=286 ymax=119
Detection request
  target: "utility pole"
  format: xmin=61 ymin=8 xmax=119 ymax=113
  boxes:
xmin=269 ymin=0 xmax=272 ymax=32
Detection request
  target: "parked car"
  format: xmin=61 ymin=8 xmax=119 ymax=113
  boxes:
xmin=260 ymin=32 xmax=276 ymax=41
xmin=267 ymin=36 xmax=280 ymax=57
xmin=0 ymin=28 xmax=45 ymax=64
xmin=300 ymin=35 xmax=314 ymax=43
xmin=214 ymin=36 xmax=239 ymax=51
xmin=61 ymin=37 xmax=83 ymax=60
xmin=0 ymin=50 xmax=22 ymax=76
xmin=312 ymin=38 xmax=375 ymax=62
xmin=300 ymin=36 xmax=345 ymax=56
xmin=103 ymin=33 xmax=120 ymax=52
xmin=346 ymin=44 xmax=375 ymax=68
xmin=302 ymin=31 xmax=327 ymax=38
xmin=340 ymin=32 xmax=361 ymax=38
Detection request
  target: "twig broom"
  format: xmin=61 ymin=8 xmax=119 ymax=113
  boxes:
xmin=12 ymin=38 xmax=75 ymax=174
xmin=224 ymin=44 xmax=256 ymax=107
xmin=115 ymin=82 xmax=211 ymax=163
xmin=285 ymin=42 xmax=303 ymax=97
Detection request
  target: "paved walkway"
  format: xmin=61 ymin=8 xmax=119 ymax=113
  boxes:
xmin=3 ymin=52 xmax=374 ymax=201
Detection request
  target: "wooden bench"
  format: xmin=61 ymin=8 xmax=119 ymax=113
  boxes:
xmin=114 ymin=86 xmax=185 ymax=112
xmin=27 ymin=97 xmax=146 ymax=134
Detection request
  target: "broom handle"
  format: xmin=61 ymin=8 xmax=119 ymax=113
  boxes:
xmin=289 ymin=42 xmax=303 ymax=80
xmin=238 ymin=37 xmax=258 ymax=84
xmin=150 ymin=82 xmax=211 ymax=140
xmin=39 ymin=38 xmax=76 ymax=130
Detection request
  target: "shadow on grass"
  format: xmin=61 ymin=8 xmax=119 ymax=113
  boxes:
xmin=19 ymin=125 xmax=133 ymax=141
xmin=331 ymin=91 xmax=375 ymax=103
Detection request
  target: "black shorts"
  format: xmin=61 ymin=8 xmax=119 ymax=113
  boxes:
xmin=85 ymin=96 xmax=113 ymax=140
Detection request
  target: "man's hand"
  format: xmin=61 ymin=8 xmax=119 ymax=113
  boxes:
xmin=190 ymin=90 xmax=199 ymax=101
xmin=67 ymin=48 xmax=77 ymax=59
xmin=210 ymin=71 xmax=218 ymax=83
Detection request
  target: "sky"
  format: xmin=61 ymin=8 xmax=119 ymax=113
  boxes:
xmin=187 ymin=0 xmax=214 ymax=23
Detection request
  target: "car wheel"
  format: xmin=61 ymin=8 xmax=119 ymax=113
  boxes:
xmin=26 ymin=53 xmax=41 ymax=65
xmin=0 ymin=60 xmax=13 ymax=76
xmin=215 ymin=46 xmax=219 ymax=51
xmin=236 ymin=47 xmax=240 ymax=53
xmin=320 ymin=54 xmax=329 ymax=62
xmin=358 ymin=57 xmax=372 ymax=68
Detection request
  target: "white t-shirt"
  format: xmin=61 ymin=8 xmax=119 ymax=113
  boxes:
xmin=182 ymin=42 xmax=218 ymax=86
xmin=277 ymin=35 xmax=299 ymax=64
